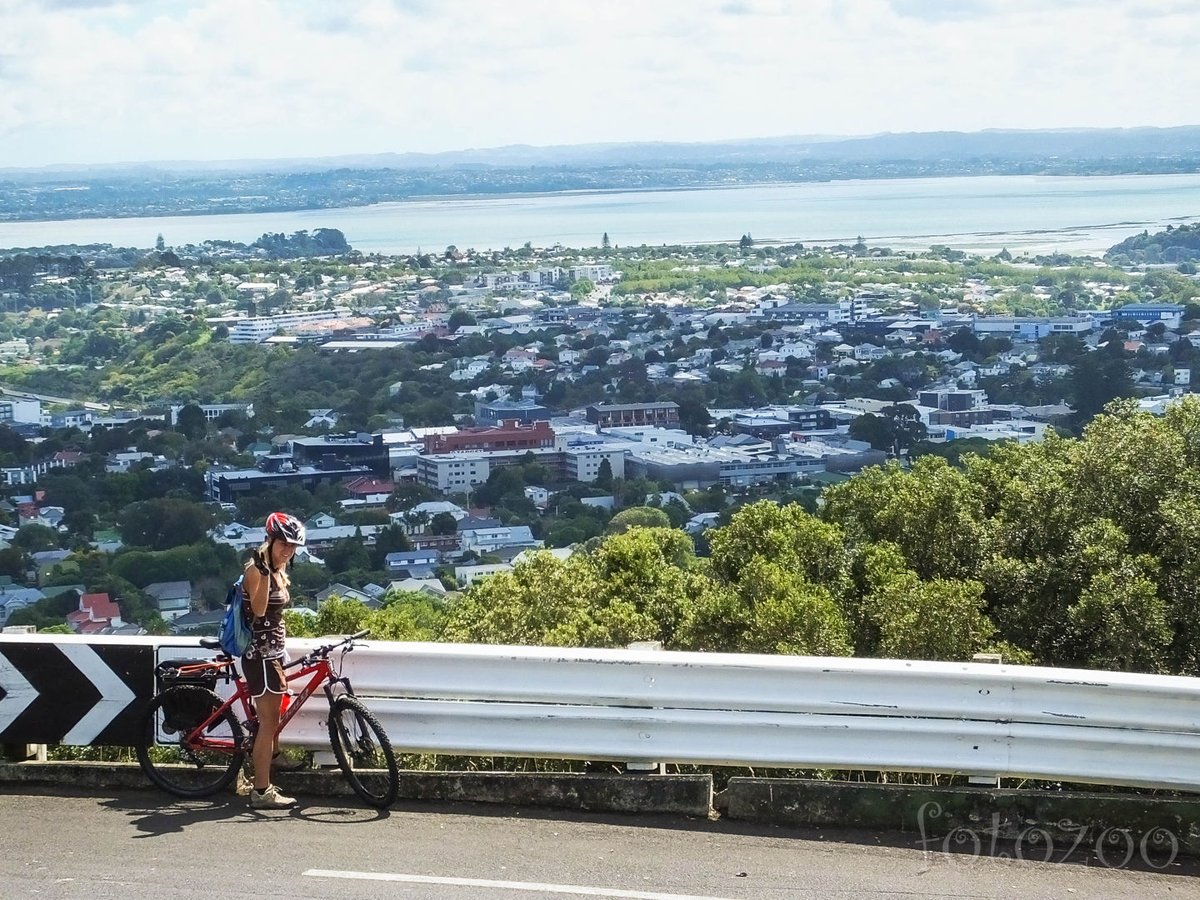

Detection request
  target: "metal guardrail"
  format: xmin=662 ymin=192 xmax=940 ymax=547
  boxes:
xmin=4 ymin=634 xmax=1200 ymax=792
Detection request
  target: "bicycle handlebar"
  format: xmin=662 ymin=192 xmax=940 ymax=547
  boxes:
xmin=290 ymin=629 xmax=371 ymax=667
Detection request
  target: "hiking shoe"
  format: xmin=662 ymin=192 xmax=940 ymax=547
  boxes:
xmin=249 ymin=785 xmax=296 ymax=809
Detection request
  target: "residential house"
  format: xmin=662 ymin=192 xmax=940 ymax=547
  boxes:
xmin=143 ymin=581 xmax=194 ymax=622
xmin=316 ymin=583 xmax=382 ymax=608
xmin=389 ymin=500 xmax=469 ymax=534
xmin=67 ymin=592 xmax=124 ymax=634
xmin=168 ymin=608 xmax=225 ymax=635
xmin=457 ymin=518 xmax=543 ymax=555
xmin=384 ymin=578 xmax=449 ymax=598
xmin=305 ymin=409 xmax=340 ymax=429
xmin=106 ymin=450 xmax=155 ymax=473
xmin=755 ymin=359 xmax=788 ymax=378
xmin=384 ymin=549 xmax=441 ymax=578
xmin=0 ymin=584 xmax=45 ymax=626
xmin=453 ymin=563 xmax=511 ymax=586
xmin=31 ymin=549 xmax=72 ymax=585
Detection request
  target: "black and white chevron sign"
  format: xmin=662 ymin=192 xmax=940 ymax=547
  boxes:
xmin=0 ymin=641 xmax=152 ymax=745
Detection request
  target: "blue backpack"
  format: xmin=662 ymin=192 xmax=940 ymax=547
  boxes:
xmin=218 ymin=575 xmax=252 ymax=657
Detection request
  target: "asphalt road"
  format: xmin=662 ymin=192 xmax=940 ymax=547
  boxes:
xmin=2 ymin=787 xmax=1196 ymax=899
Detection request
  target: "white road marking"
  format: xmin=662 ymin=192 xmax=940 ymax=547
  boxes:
xmin=59 ymin=643 xmax=135 ymax=745
xmin=0 ymin=650 xmax=37 ymax=733
xmin=304 ymin=869 xmax=740 ymax=900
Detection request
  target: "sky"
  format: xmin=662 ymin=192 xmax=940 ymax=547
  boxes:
xmin=1 ymin=0 xmax=1198 ymax=169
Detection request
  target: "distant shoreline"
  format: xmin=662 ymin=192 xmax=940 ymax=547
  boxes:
xmin=2 ymin=170 xmax=1198 ymax=226
xmin=2 ymin=172 xmax=1198 ymax=257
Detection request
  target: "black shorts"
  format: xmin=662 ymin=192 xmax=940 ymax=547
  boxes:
xmin=243 ymin=656 xmax=286 ymax=698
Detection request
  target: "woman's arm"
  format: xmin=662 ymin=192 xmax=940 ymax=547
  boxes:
xmin=243 ymin=563 xmax=271 ymax=619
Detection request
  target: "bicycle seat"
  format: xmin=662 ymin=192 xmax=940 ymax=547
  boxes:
xmin=199 ymin=638 xmax=222 ymax=650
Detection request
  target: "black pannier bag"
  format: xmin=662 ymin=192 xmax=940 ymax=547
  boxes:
xmin=155 ymin=659 xmax=220 ymax=734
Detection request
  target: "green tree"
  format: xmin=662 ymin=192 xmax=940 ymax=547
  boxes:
xmin=822 ymin=457 xmax=985 ymax=582
xmin=859 ymin=542 xmax=995 ymax=661
xmin=370 ymin=523 xmax=413 ymax=569
xmin=848 ymin=413 xmax=893 ymax=452
xmin=323 ymin=534 xmax=371 ymax=575
xmin=1068 ymin=351 xmax=1133 ymax=422
xmin=174 ymin=403 xmax=208 ymax=440
xmin=607 ymin=506 xmax=671 ymax=533
xmin=13 ymin=524 xmax=61 ymax=553
xmin=448 ymin=309 xmax=476 ymax=330
xmin=430 ymin=512 xmax=458 ymax=535
xmin=594 ymin=458 xmax=614 ymax=490
xmin=117 ymin=499 xmax=215 ymax=551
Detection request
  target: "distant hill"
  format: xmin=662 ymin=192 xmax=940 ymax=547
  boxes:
xmin=3 ymin=126 xmax=1199 ymax=224
xmin=1106 ymin=222 xmax=1200 ymax=264
xmin=5 ymin=126 xmax=1200 ymax=178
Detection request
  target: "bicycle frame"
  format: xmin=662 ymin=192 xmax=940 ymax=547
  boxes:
xmin=168 ymin=652 xmax=355 ymax=755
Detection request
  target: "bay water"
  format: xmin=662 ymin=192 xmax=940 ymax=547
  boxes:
xmin=1 ymin=173 xmax=1198 ymax=257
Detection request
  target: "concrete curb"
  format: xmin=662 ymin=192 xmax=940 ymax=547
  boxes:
xmin=724 ymin=778 xmax=1200 ymax=858
xmin=0 ymin=762 xmax=714 ymax=817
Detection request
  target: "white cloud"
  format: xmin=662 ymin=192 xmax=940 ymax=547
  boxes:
xmin=0 ymin=0 xmax=1197 ymax=166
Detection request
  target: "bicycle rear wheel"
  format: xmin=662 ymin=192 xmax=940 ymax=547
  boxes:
xmin=327 ymin=694 xmax=399 ymax=808
xmin=136 ymin=685 xmax=245 ymax=799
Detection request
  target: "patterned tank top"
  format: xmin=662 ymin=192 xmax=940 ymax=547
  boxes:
xmin=243 ymin=569 xmax=288 ymax=661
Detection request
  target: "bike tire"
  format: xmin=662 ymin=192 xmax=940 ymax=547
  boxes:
xmin=135 ymin=685 xmax=245 ymax=799
xmin=326 ymin=694 xmax=399 ymax=808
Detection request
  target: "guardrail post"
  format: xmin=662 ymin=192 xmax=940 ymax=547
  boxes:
xmin=624 ymin=642 xmax=665 ymax=774
xmin=967 ymin=653 xmax=1002 ymax=787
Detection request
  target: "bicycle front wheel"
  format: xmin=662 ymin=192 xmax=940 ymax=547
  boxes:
xmin=327 ymin=694 xmax=399 ymax=808
xmin=136 ymin=685 xmax=245 ymax=799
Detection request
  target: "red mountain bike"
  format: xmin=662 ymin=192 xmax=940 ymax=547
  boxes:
xmin=136 ymin=630 xmax=399 ymax=808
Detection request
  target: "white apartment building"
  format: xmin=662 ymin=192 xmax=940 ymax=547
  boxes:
xmin=227 ymin=310 xmax=341 ymax=344
xmin=169 ymin=403 xmax=255 ymax=425
xmin=0 ymin=394 xmax=42 ymax=425
xmin=482 ymin=273 xmax=521 ymax=290
xmin=563 ymin=446 xmax=627 ymax=483
xmin=569 ymin=264 xmax=615 ymax=283
xmin=417 ymin=453 xmax=494 ymax=492
xmin=523 ymin=267 xmax=563 ymax=286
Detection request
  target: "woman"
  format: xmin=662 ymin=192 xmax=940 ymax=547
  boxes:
xmin=241 ymin=511 xmax=306 ymax=810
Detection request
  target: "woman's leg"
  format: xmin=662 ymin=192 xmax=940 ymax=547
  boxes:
xmin=252 ymin=691 xmax=282 ymax=791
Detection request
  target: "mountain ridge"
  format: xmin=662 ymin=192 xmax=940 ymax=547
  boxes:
xmin=4 ymin=125 xmax=1199 ymax=178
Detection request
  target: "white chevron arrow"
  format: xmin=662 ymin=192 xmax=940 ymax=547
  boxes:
xmin=0 ymin=650 xmax=38 ymax=734
xmin=59 ymin=644 xmax=135 ymax=745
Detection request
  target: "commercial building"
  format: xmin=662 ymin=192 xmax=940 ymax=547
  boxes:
xmin=971 ymin=316 xmax=1094 ymax=339
xmin=206 ymin=463 xmax=373 ymax=503
xmin=288 ymin=433 xmax=389 ymax=474
xmin=227 ymin=310 xmax=341 ymax=344
xmin=917 ymin=390 xmax=988 ymax=411
xmin=1112 ymin=303 xmax=1185 ymax=329
xmin=424 ymin=420 xmax=554 ymax=454
xmin=415 ymin=447 xmax=562 ymax=493
xmin=586 ymin=402 xmax=680 ymax=429
xmin=475 ymin=397 xmax=553 ymax=425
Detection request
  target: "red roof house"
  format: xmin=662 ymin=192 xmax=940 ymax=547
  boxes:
xmin=66 ymin=592 xmax=124 ymax=634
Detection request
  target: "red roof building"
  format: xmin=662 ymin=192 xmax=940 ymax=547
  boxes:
xmin=423 ymin=420 xmax=554 ymax=454
xmin=66 ymin=592 xmax=124 ymax=634
xmin=344 ymin=476 xmax=396 ymax=497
